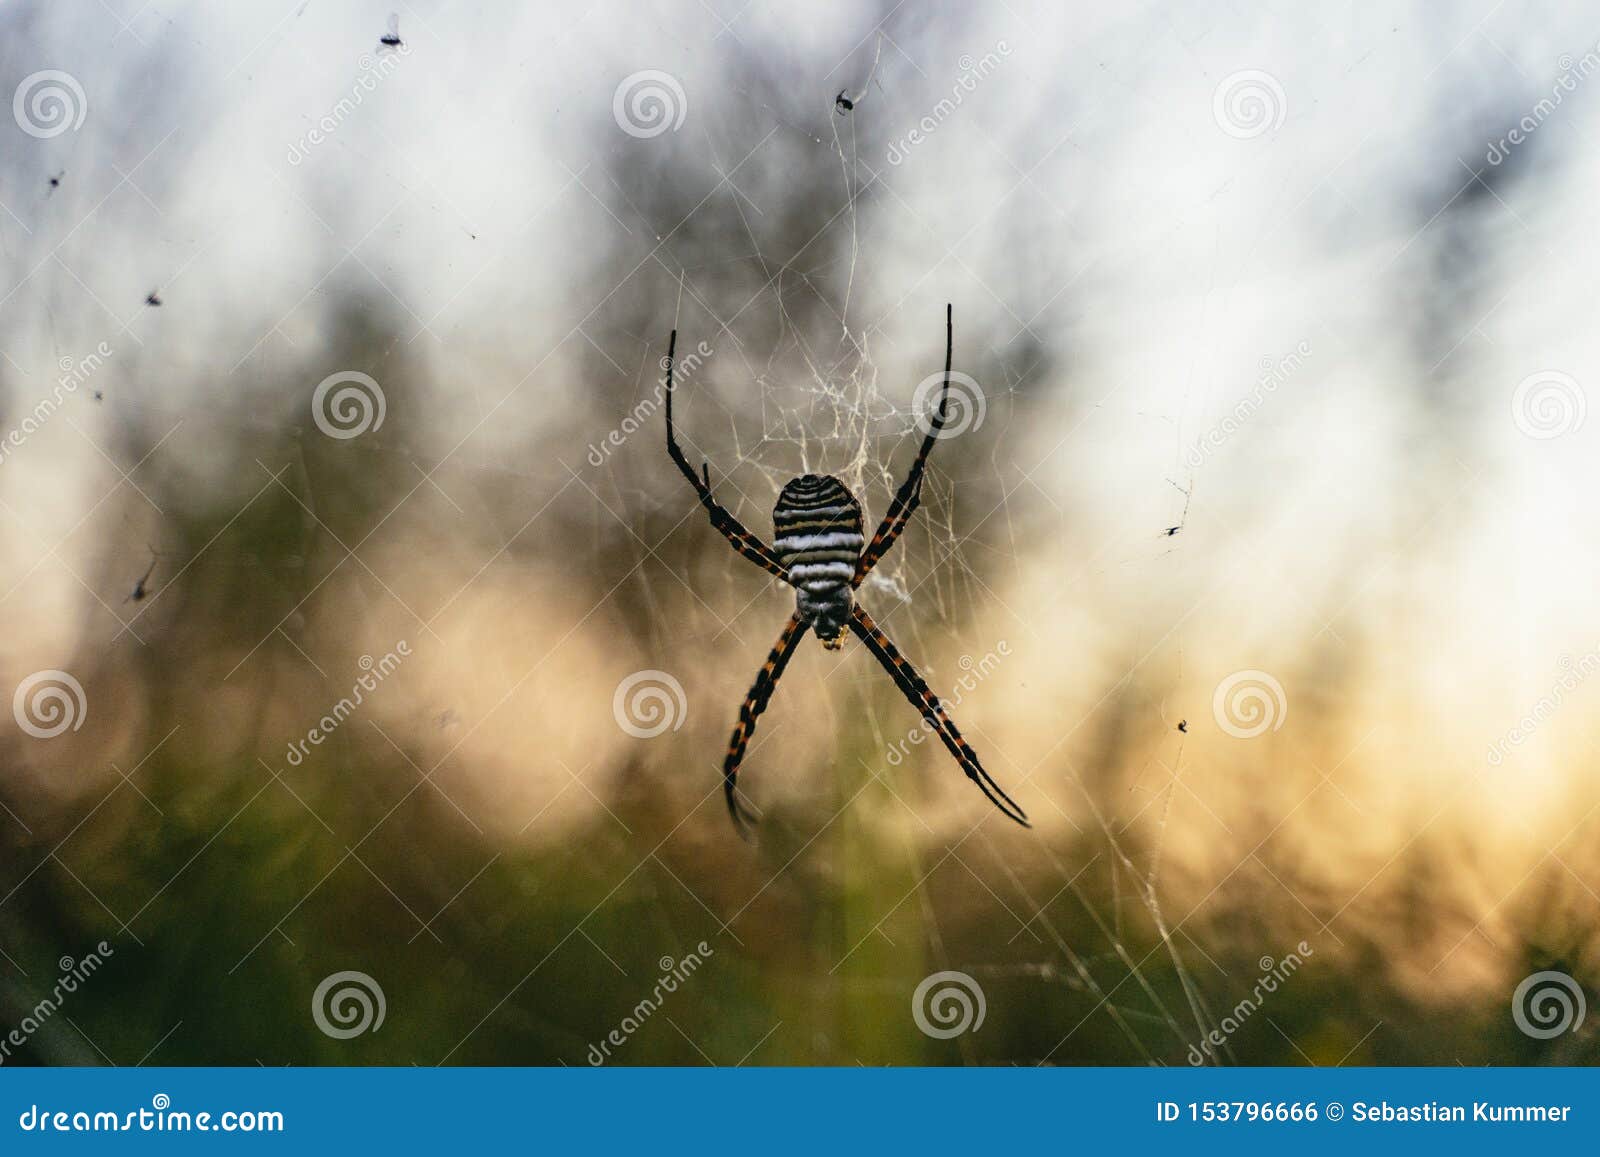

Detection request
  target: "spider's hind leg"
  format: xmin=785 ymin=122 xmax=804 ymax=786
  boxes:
xmin=848 ymin=603 xmax=1030 ymax=827
xmin=722 ymin=613 xmax=810 ymax=837
xmin=725 ymin=779 xmax=761 ymax=833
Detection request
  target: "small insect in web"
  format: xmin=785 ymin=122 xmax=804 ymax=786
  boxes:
xmin=379 ymin=13 xmax=403 ymax=50
xmin=664 ymin=305 xmax=1029 ymax=835
xmin=124 ymin=553 xmax=157 ymax=603
xmin=47 ymin=170 xmax=64 ymax=195
xmin=833 ymin=35 xmax=880 ymax=119
xmin=145 ymin=290 xmax=162 ymax=307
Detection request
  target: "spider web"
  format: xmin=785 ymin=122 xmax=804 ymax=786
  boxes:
xmin=20 ymin=0 xmax=1550 ymax=1069
xmin=588 ymin=33 xmax=1225 ymax=1066
xmin=0 ymin=2 xmax=1213 ymax=1069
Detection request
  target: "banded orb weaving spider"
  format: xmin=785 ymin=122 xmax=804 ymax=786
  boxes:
xmin=663 ymin=305 xmax=1030 ymax=834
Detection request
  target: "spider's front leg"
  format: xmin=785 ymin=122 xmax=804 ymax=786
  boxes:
xmin=662 ymin=330 xmax=792 ymax=584
xmin=855 ymin=304 xmax=954 ymax=587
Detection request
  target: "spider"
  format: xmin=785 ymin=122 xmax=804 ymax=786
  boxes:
xmin=664 ymin=304 xmax=1030 ymax=834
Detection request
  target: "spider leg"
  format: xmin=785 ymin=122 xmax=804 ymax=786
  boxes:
xmin=848 ymin=603 xmax=1030 ymax=827
xmin=663 ymin=330 xmax=792 ymax=585
xmin=855 ymin=304 xmax=953 ymax=587
xmin=723 ymin=613 xmax=810 ymax=835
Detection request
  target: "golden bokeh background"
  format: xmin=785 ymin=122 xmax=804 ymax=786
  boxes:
xmin=1 ymin=0 xmax=1597 ymax=1064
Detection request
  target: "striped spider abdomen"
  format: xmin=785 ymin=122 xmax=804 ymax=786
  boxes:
xmin=773 ymin=473 xmax=862 ymax=648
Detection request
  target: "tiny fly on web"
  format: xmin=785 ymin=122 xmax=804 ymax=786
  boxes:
xmin=379 ymin=13 xmax=402 ymax=50
xmin=145 ymin=290 xmax=162 ymax=307
xmin=125 ymin=554 xmax=157 ymax=604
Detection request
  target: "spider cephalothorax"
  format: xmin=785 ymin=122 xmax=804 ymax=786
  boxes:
xmin=773 ymin=474 xmax=861 ymax=649
xmin=663 ymin=305 xmax=1029 ymax=835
